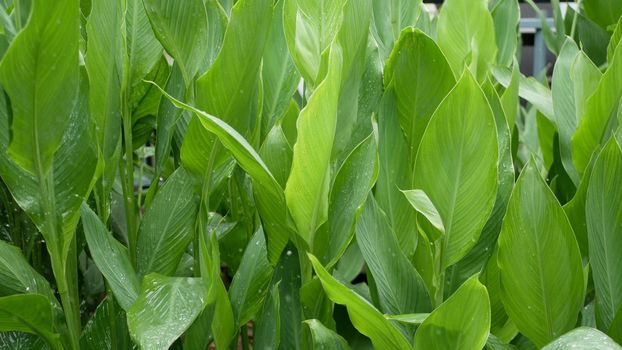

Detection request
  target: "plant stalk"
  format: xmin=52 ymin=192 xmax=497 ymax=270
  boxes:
xmin=121 ymin=94 xmax=138 ymax=266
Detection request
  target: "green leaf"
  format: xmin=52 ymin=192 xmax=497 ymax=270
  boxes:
xmin=182 ymin=0 xmax=271 ymax=179
xmin=552 ymin=39 xmax=581 ymax=185
xmin=0 ymin=294 xmax=63 ymax=350
xmin=80 ymin=298 xmax=125 ymax=350
xmin=385 ymin=28 xmax=455 ymax=164
xmin=198 ymin=231 xmax=235 ymax=349
xmin=80 ymin=204 xmax=140 ymax=311
xmin=284 ymin=45 xmax=342 ymax=246
xmin=582 ymin=0 xmax=622 ymax=30
xmin=143 ymin=0 xmax=208 ymax=84
xmin=491 ymin=0 xmax=519 ymax=67
xmin=304 ymin=319 xmax=351 ymax=350
xmin=493 ymin=66 xmax=555 ymax=121
xmin=283 ymin=0 xmax=347 ymax=86
xmin=573 ymin=29 xmax=622 ymax=176
xmin=413 ymin=276 xmax=491 ymax=350
xmin=0 ymin=240 xmax=56 ymax=302
xmin=126 ymin=0 xmax=162 ymax=88
xmin=386 ymin=313 xmax=430 ymax=325
xmin=356 ymin=195 xmax=431 ymax=317
xmin=228 ymin=229 xmax=274 ymax=327
xmin=308 ymin=254 xmax=411 ymax=350
xmin=497 ymin=160 xmax=584 ymax=347
xmin=85 ymin=0 xmax=124 ymax=162
xmin=314 ymin=131 xmax=378 ymax=267
xmin=611 ymin=308 xmax=622 ymax=343
xmin=136 ymin=167 xmax=199 ymax=277
xmin=273 ymin=246 xmax=303 ymax=350
xmin=371 ymin=0 xmax=423 ymax=61
xmin=153 ymin=83 xmax=293 ymax=264
xmin=254 ymin=283 xmax=281 ymax=350
xmin=261 ymin=0 xmax=300 ymax=138
xmin=414 ymin=71 xmax=498 ymax=270
xmin=154 ymin=63 xmax=185 ymax=176
xmin=127 ymin=273 xmax=207 ymax=350
xmin=259 ymin=123 xmax=293 ymax=188
xmin=403 ymin=189 xmax=445 ymax=234
xmin=0 ymin=0 xmax=79 ymax=175
xmin=541 ymin=327 xmax=622 ymax=350
xmin=586 ymin=138 xmax=622 ymax=330
xmin=437 ymin=0 xmax=497 ymax=81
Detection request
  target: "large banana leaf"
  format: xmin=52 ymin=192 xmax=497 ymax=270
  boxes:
xmin=228 ymin=229 xmax=274 ymax=327
xmin=136 ymin=167 xmax=199 ymax=277
xmin=0 ymin=240 xmax=56 ymax=302
xmin=284 ymin=45 xmax=342 ymax=246
xmin=586 ymin=138 xmax=622 ymax=331
xmin=181 ymin=0 xmax=271 ymax=178
xmin=127 ymin=274 xmax=207 ymax=350
xmin=497 ymin=160 xmax=584 ymax=347
xmin=304 ymin=319 xmax=351 ymax=350
xmin=126 ymin=0 xmax=162 ymax=88
xmin=85 ymin=0 xmax=125 ymax=162
xmin=356 ymin=195 xmax=431 ymax=317
xmin=283 ymin=0 xmax=347 ymax=86
xmin=154 ymin=85 xmax=293 ymax=264
xmin=0 ymin=0 xmax=79 ymax=175
xmin=385 ymin=28 xmax=455 ymax=165
xmin=413 ymin=71 xmax=498 ymax=270
xmin=0 ymin=294 xmax=63 ymax=350
xmin=413 ymin=276 xmax=491 ymax=350
xmin=437 ymin=0 xmax=497 ymax=81
xmin=143 ymin=0 xmax=208 ymax=84
xmin=81 ymin=204 xmax=140 ymax=311
xmin=308 ymin=254 xmax=412 ymax=350
xmin=542 ymin=327 xmax=622 ymax=350
xmin=371 ymin=0 xmax=423 ymax=61
xmin=314 ymin=131 xmax=378 ymax=267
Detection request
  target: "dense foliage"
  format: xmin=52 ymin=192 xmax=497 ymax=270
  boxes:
xmin=0 ymin=0 xmax=621 ymax=349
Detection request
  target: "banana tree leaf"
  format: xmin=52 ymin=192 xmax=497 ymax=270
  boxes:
xmin=375 ymin=88 xmax=418 ymax=256
xmin=136 ymin=167 xmax=199 ymax=277
xmin=608 ymin=17 xmax=622 ymax=64
xmin=0 ymin=72 xmax=98 ymax=269
xmin=314 ymin=131 xmax=378 ymax=267
xmin=304 ymin=319 xmax=351 ymax=350
xmin=491 ymin=0 xmax=519 ymax=67
xmin=371 ymin=0 xmax=422 ymax=61
xmin=413 ymin=276 xmax=491 ymax=350
xmin=403 ymin=189 xmax=444 ymax=233
xmin=0 ymin=332 xmax=49 ymax=350
xmin=552 ymin=39 xmax=581 ymax=185
xmin=143 ymin=0 xmax=208 ymax=84
xmin=254 ymin=283 xmax=281 ymax=350
xmin=284 ymin=45 xmax=342 ymax=246
xmin=443 ymin=78 xmax=515 ymax=296
xmin=204 ymin=0 xmax=228 ymax=68
xmin=126 ymin=0 xmax=162 ymax=88
xmin=611 ymin=308 xmax=622 ymax=343
xmin=493 ymin=66 xmax=555 ymax=121
xmin=80 ymin=204 xmax=140 ymax=311
xmin=127 ymin=273 xmax=207 ymax=350
xmin=573 ymin=31 xmax=622 ymax=176
xmin=413 ymin=71 xmax=498 ymax=270
xmin=437 ymin=0 xmax=496 ymax=81
xmin=0 ymin=294 xmax=63 ymax=350
xmin=180 ymin=0 xmax=270 ymax=208
xmin=308 ymin=254 xmax=411 ymax=350
xmin=261 ymin=0 xmax=300 ymax=139
xmin=0 ymin=240 xmax=56 ymax=302
xmin=283 ymin=0 xmax=347 ymax=86
xmin=582 ymin=0 xmax=622 ymax=30
xmin=272 ymin=245 xmax=303 ymax=350
xmin=79 ymin=298 xmax=126 ymax=350
xmin=385 ymin=28 xmax=455 ymax=165
xmin=500 ymin=64 xmax=519 ymax=131
xmin=542 ymin=327 xmax=622 ymax=350
xmin=0 ymin=0 xmax=79 ymax=175
xmin=259 ymin=123 xmax=293 ymax=188
xmin=586 ymin=138 xmax=622 ymax=330
xmin=154 ymin=63 xmax=185 ymax=176
xmin=154 ymin=84 xmax=293 ymax=264
xmin=198 ymin=231 xmax=235 ymax=349
xmin=356 ymin=195 xmax=431 ymax=318
xmin=85 ymin=0 xmax=124 ymax=161
xmin=228 ymin=229 xmax=274 ymax=327
xmin=497 ymin=160 xmax=584 ymax=347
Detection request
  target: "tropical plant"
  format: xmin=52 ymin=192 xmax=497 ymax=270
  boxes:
xmin=0 ymin=0 xmax=621 ymax=349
